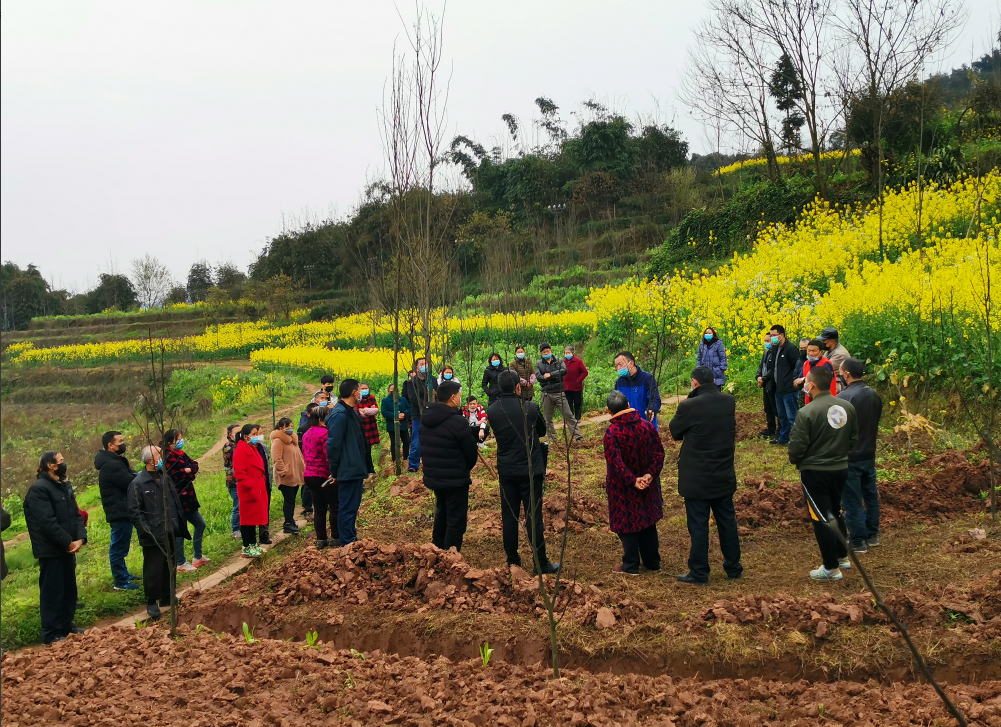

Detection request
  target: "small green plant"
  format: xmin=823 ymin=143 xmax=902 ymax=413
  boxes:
xmin=479 ymin=642 xmax=494 ymax=666
xmin=818 ymin=704 xmax=830 ymax=717
xmin=302 ymin=631 xmax=321 ymax=650
xmin=242 ymin=622 xmax=257 ymax=644
xmin=135 ymin=618 xmax=149 ymax=629
xmin=349 ymin=648 xmax=366 ymax=660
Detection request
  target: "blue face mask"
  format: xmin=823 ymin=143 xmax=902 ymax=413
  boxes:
xmin=564 ymin=353 xmax=573 ymax=360
xmin=360 ymin=389 xmax=369 ymax=397
xmin=154 ymin=460 xmax=163 ymax=470
xmin=617 ymin=367 xmax=629 ymax=378
xmin=419 ymin=365 xmax=427 ymax=374
xmin=808 ymin=356 xmax=820 ymax=364
xmin=250 ymin=435 xmax=262 ymax=445
xmin=443 ymin=373 xmax=453 ymax=380
xmin=704 ymin=333 xmax=714 ymax=341
xmin=542 ymin=353 xmax=551 ymax=360
xmin=770 ymin=335 xmax=780 ymax=345
xmin=490 ymin=360 xmax=500 ymax=367
xmin=764 ymin=342 xmax=772 ymax=350
xmin=174 ymin=438 xmax=185 ymax=451
xmin=516 ymin=352 xmax=525 ymax=359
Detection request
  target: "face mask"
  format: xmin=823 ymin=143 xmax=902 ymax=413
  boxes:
xmin=154 ymin=460 xmax=163 ymax=471
xmin=542 ymin=353 xmax=551 ymax=360
xmin=284 ymin=428 xmax=294 ymax=436
xmin=704 ymin=333 xmax=714 ymax=341
xmin=564 ymin=353 xmax=573 ymax=360
xmin=490 ymin=360 xmax=500 ymax=367
xmin=617 ymin=367 xmax=629 ymax=378
xmin=803 ymin=384 xmax=814 ymax=398
xmin=174 ymin=438 xmax=185 ymax=451
xmin=317 ymin=400 xmax=328 ymax=407
xmin=764 ymin=342 xmax=772 ymax=350
xmin=770 ymin=336 xmax=780 ymax=345
xmin=360 ymin=389 xmax=369 ymax=397
xmin=323 ymin=385 xmax=334 ymax=392
xmin=807 ymin=356 xmax=820 ymax=364
xmin=516 ymin=352 xmax=525 ymax=360
xmin=419 ymin=365 xmax=427 ymax=374
xmin=54 ymin=462 xmax=67 ymax=478
xmin=251 ymin=435 xmax=262 ymax=445
xmin=117 ymin=443 xmax=128 ymax=454
xmin=443 ymin=373 xmax=453 ymax=380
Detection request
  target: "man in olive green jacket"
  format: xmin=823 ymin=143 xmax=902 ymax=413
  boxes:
xmin=788 ymin=366 xmax=858 ymax=582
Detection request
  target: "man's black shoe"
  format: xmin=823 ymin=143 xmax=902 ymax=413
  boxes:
xmin=533 ymin=561 xmax=561 ymax=576
xmin=677 ymin=573 xmax=708 ymax=585
xmin=259 ymin=529 xmax=272 ymax=545
xmin=146 ymin=603 xmax=162 ymax=620
xmin=769 ymin=438 xmax=786 ymax=446
xmin=283 ymin=523 xmax=300 ymax=535
xmin=69 ymin=626 xmax=86 ymax=635
xmin=44 ymin=635 xmax=67 ymax=645
xmin=758 ymin=429 xmax=774 ymax=438
xmin=726 ymin=572 xmax=743 ymax=580
xmin=315 ymin=539 xmax=329 ymax=550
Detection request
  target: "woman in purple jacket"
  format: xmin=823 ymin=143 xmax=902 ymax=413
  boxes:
xmin=696 ymin=327 xmax=728 ymax=387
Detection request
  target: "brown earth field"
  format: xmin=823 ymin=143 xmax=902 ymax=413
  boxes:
xmin=4 ymin=406 xmax=1001 ymax=726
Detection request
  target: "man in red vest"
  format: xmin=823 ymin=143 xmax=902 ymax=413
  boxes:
xmin=794 ymin=339 xmax=836 ymax=405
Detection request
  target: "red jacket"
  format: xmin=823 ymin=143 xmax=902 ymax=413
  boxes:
xmin=563 ymin=356 xmax=589 ymax=392
xmin=802 ymin=357 xmax=836 ymax=404
xmin=356 ymin=394 xmax=381 ymax=446
xmin=603 ymin=409 xmax=665 ymax=534
xmin=232 ymin=439 xmax=269 ymax=526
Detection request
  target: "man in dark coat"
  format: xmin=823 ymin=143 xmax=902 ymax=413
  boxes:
xmin=23 ymin=451 xmax=88 ymax=644
xmin=603 ymin=390 xmax=666 ymax=575
xmin=769 ymin=324 xmax=801 ymax=444
xmin=95 ymin=430 xmax=140 ymax=591
xmin=128 ymin=445 xmax=191 ymax=620
xmin=669 ymin=366 xmax=743 ymax=584
xmin=487 ymin=370 xmax=559 ymax=574
xmin=420 ymin=381 xmax=478 ymax=551
xmin=837 ymin=358 xmax=883 ymax=552
xmin=327 ymin=378 xmax=375 ymax=545
xmin=403 ymin=357 xmax=438 ymax=472
xmin=755 ymin=334 xmax=777 ymax=438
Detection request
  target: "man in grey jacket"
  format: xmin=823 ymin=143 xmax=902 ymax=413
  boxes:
xmin=837 ymin=358 xmax=883 ymax=552
xmin=535 ymin=342 xmax=583 ymax=442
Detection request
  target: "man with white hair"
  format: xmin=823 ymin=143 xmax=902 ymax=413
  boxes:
xmin=128 ymin=444 xmax=190 ymax=620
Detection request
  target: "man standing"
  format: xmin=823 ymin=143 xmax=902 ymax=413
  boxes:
xmin=326 ymin=379 xmax=374 ymax=546
xmin=788 ymin=366 xmax=859 ymax=581
xmin=614 ymin=351 xmax=662 ymax=428
xmin=838 ymin=358 xmax=883 ymax=552
xmin=95 ymin=431 xmax=140 ymax=591
xmin=669 ymin=367 xmax=743 ymax=584
xmin=769 ymin=325 xmax=800 ymax=445
xmin=128 ymin=445 xmax=190 ymax=621
xmin=536 ymin=343 xmax=583 ymax=442
xmin=420 ymin=381 xmax=478 ymax=552
xmin=819 ymin=328 xmax=851 ymax=391
xmin=755 ymin=334 xmax=777 ymax=439
xmin=487 ymin=371 xmax=559 ymax=573
xmin=603 ymin=390 xmax=665 ymax=575
xmin=403 ymin=357 xmax=438 ymax=472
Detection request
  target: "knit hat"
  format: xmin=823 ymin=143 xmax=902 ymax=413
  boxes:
xmin=539 ymin=342 xmax=551 ymax=353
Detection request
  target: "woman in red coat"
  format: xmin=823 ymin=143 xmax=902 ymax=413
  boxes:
xmin=232 ymin=423 xmax=269 ymax=558
xmin=562 ymin=345 xmax=589 ymax=421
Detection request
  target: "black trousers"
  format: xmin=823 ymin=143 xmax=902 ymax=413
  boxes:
xmin=301 ymin=483 xmax=313 ymax=511
xmin=278 ymin=485 xmax=299 ymax=525
xmin=387 ymin=426 xmax=411 ymax=462
xmin=801 ymin=469 xmax=849 ymax=570
xmin=618 ymin=524 xmax=660 ymax=573
xmin=260 ymin=483 xmax=272 ymax=539
xmin=500 ymin=473 xmax=548 ymax=567
xmin=305 ymin=476 xmax=339 ymax=541
xmin=565 ymin=390 xmax=584 ymax=421
xmin=762 ymin=385 xmax=777 ymax=434
xmin=432 ymin=486 xmax=469 ymax=552
xmin=141 ymin=539 xmax=174 ymax=607
xmin=685 ymin=495 xmax=743 ymax=581
xmin=38 ymin=554 xmax=77 ymax=643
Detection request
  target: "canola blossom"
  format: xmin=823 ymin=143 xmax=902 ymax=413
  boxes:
xmin=715 ymin=149 xmax=861 ymax=177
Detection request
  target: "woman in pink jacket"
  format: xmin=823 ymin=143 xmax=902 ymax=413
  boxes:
xmin=301 ymin=408 xmax=338 ymax=548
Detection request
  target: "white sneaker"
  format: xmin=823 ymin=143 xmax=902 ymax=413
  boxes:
xmin=176 ymin=563 xmax=197 ymax=573
xmin=231 ymin=531 xmax=241 ymax=540
xmin=838 ymin=557 xmax=851 ymax=569
xmin=810 ymin=565 xmax=843 ymax=581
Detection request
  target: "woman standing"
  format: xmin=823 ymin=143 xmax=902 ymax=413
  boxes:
xmin=437 ymin=365 xmax=460 ymax=386
xmin=356 ymin=382 xmax=381 ymax=475
xmin=562 ymin=345 xmax=589 ymax=421
xmin=511 ymin=345 xmax=535 ymax=402
xmin=222 ymin=424 xmax=241 ymax=539
xmin=302 ymin=408 xmax=338 ymax=548
xmin=253 ymin=427 xmax=273 ymax=544
xmin=162 ymin=429 xmax=208 ymax=572
xmin=696 ymin=327 xmax=728 ymax=387
xmin=232 ymin=424 xmax=269 ymax=558
xmin=23 ymin=451 xmax=87 ymax=644
xmin=481 ymin=352 xmax=507 ymax=406
xmin=381 ymin=383 xmax=412 ymax=463
xmin=271 ymin=418 xmax=306 ymax=535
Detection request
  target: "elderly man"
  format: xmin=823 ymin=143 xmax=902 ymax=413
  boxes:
xmin=818 ymin=328 xmax=851 ymax=391
xmin=128 ymin=445 xmax=190 ymax=621
xmin=602 ymin=390 xmax=665 ymax=575
xmin=669 ymin=366 xmax=743 ymax=584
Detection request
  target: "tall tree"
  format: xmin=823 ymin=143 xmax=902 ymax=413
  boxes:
xmin=86 ymin=273 xmax=137 ymax=314
xmin=131 ymin=255 xmax=173 ymax=309
xmin=186 ymin=261 xmax=214 ymax=303
xmin=769 ymin=52 xmax=806 ymax=155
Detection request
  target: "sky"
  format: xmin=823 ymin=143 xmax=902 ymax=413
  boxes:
xmin=1 ymin=0 xmax=996 ymax=293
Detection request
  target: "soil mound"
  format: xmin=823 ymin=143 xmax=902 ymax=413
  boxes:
xmin=3 ymin=627 xmax=998 ymax=727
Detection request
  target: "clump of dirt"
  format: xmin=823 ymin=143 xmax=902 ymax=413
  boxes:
xmin=734 ymin=476 xmax=807 ymax=530
xmin=542 ymin=491 xmax=607 ymax=532
xmin=735 ymin=410 xmax=768 ymax=442
xmin=3 ymin=627 xmax=998 ymax=727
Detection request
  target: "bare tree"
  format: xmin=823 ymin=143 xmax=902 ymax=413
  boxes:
xmin=131 ymin=254 xmax=173 ymax=310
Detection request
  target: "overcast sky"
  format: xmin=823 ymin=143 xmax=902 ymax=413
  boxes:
xmin=1 ymin=1 xmax=995 ymax=293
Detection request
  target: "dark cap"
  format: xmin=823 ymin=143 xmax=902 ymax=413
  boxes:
xmin=818 ymin=327 xmax=839 ymax=341
xmin=539 ymin=342 xmax=551 ymax=352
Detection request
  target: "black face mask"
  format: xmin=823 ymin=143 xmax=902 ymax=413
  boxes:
xmin=117 ymin=443 xmax=128 ymax=455
xmin=323 ymin=385 xmax=334 ymax=393
xmin=799 ymin=350 xmax=808 ymax=360
xmin=54 ymin=462 xmax=67 ymax=478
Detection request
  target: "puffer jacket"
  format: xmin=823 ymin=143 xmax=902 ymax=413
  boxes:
xmin=419 ymin=403 xmax=478 ymax=491
xmin=696 ymin=338 xmax=728 ymax=386
xmin=127 ymin=468 xmax=190 ymax=548
xmin=95 ymin=449 xmax=136 ymax=523
xmin=23 ymin=474 xmax=88 ymax=560
xmin=270 ymin=428 xmax=306 ymax=486
xmin=302 ymin=425 xmax=330 ymax=478
xmin=535 ymin=357 xmax=567 ymax=395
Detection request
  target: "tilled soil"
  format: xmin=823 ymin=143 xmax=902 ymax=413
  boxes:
xmin=3 ymin=627 xmax=999 ymax=727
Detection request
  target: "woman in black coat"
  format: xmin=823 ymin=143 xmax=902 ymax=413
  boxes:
xmin=481 ymin=352 xmax=508 ymax=406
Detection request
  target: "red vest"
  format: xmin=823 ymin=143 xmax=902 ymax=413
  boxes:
xmin=802 ymin=357 xmax=836 ymax=404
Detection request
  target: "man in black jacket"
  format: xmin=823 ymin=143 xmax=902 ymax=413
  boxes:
xmin=95 ymin=431 xmax=140 ymax=591
xmin=837 ymin=358 xmax=883 ymax=552
xmin=769 ymin=324 xmax=801 ymax=445
xmin=420 ymin=381 xmax=478 ymax=551
xmin=668 ymin=367 xmax=743 ymax=584
xmin=128 ymin=445 xmax=191 ymax=620
xmin=755 ymin=334 xmax=777 ymax=438
xmin=23 ymin=451 xmax=87 ymax=644
xmin=487 ymin=370 xmax=559 ymax=574
xmin=403 ymin=357 xmax=438 ymax=473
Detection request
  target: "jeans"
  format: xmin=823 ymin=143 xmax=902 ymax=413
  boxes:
xmin=565 ymin=390 xmax=584 ymax=421
xmin=801 ymin=469 xmax=849 ymax=570
xmin=108 ymin=519 xmax=135 ymax=586
xmin=142 ymin=538 xmax=175 ymax=606
xmin=407 ymin=420 xmax=422 ymax=471
xmin=337 ymin=479 xmax=364 ymax=545
xmin=685 ymin=496 xmax=743 ymax=580
xmin=541 ymin=391 xmax=582 ymax=440
xmin=762 ymin=385 xmax=777 ymax=434
xmin=432 ymin=486 xmax=469 ymax=552
xmin=388 ymin=425 xmax=411 ymax=462
xmin=227 ymin=486 xmax=240 ymax=532
xmin=500 ymin=474 xmax=547 ymax=567
xmin=39 ymin=554 xmax=78 ymax=643
xmin=305 ymin=476 xmax=339 ymax=541
xmin=618 ymin=524 xmax=661 ymax=573
xmin=175 ymin=509 xmax=206 ymax=565
xmin=843 ymin=460 xmax=880 ymax=545
xmin=775 ymin=392 xmax=799 ymax=443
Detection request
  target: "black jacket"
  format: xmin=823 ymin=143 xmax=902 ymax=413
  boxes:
xmin=755 ymin=347 xmax=776 ymax=388
xmin=668 ymin=384 xmax=738 ymax=500
xmin=772 ymin=340 xmax=800 ymax=395
xmin=128 ymin=468 xmax=191 ymax=548
xmin=481 ymin=365 xmax=508 ymax=405
xmin=403 ymin=375 xmax=438 ymax=419
xmin=487 ymin=393 xmax=547 ymax=481
xmin=419 ymin=402 xmax=478 ymax=491
xmin=535 ymin=357 xmax=568 ymax=395
xmin=838 ymin=382 xmax=883 ymax=461
xmin=95 ymin=449 xmax=136 ymax=523
xmin=23 ymin=474 xmax=87 ymax=560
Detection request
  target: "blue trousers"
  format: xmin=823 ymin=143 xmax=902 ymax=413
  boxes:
xmin=227 ymin=486 xmax=240 ymax=532
xmin=843 ymin=460 xmax=880 ymax=545
xmin=775 ymin=392 xmax=799 ymax=443
xmin=108 ymin=519 xmax=135 ymax=586
xmin=337 ymin=479 xmax=364 ymax=545
xmin=175 ymin=509 xmax=206 ymax=564
xmin=407 ymin=420 xmax=421 ymax=471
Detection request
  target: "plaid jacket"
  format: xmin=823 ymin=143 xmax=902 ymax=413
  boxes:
xmin=357 ymin=394 xmax=381 ymax=446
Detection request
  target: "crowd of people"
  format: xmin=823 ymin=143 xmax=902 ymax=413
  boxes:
xmin=12 ymin=324 xmax=884 ymax=641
